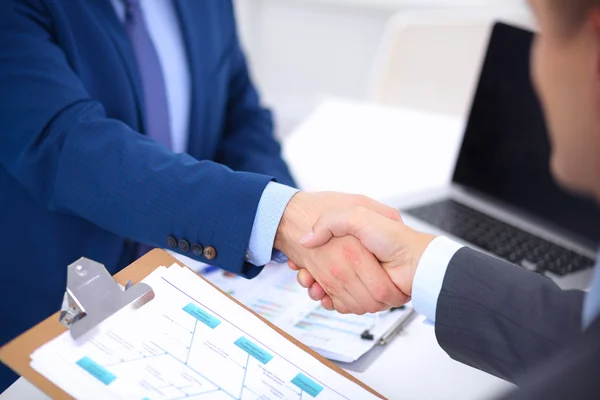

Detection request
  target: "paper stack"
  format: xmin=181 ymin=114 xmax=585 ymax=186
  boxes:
xmin=30 ymin=264 xmax=379 ymax=400
xmin=202 ymin=263 xmax=412 ymax=364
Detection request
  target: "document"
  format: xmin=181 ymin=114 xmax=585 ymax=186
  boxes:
xmin=30 ymin=265 xmax=379 ymax=400
xmin=201 ymin=264 xmax=412 ymax=363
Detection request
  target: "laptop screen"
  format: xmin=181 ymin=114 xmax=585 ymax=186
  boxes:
xmin=452 ymin=22 xmax=600 ymax=245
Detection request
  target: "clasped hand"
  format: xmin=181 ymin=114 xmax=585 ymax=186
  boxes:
xmin=275 ymin=192 xmax=434 ymax=315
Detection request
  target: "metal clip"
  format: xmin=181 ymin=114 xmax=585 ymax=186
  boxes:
xmin=59 ymin=258 xmax=155 ymax=339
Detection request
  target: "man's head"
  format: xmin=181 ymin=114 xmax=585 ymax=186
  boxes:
xmin=529 ymin=0 xmax=600 ymax=199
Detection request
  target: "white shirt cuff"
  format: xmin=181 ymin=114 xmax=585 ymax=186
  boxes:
xmin=412 ymin=237 xmax=463 ymax=323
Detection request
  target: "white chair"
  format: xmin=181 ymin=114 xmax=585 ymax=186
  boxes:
xmin=368 ymin=9 xmax=535 ymax=118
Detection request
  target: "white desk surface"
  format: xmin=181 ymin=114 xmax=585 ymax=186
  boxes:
xmin=283 ymin=98 xmax=464 ymax=200
xmin=1 ymin=98 xmax=514 ymax=399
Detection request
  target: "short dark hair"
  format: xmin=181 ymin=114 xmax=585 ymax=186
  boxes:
xmin=550 ymin=0 xmax=600 ymax=30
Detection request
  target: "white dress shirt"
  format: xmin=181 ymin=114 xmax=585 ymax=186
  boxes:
xmin=412 ymin=237 xmax=464 ymax=322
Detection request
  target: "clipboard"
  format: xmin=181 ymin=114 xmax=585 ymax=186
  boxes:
xmin=0 ymin=249 xmax=385 ymax=399
xmin=336 ymin=308 xmax=417 ymax=373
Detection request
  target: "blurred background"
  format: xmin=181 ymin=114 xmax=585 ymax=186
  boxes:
xmin=233 ymin=0 xmax=530 ymax=137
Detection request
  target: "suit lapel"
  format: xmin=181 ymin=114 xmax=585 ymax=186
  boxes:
xmin=87 ymin=0 xmax=146 ymax=133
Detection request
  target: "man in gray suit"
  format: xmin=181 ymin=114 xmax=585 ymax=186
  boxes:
xmin=289 ymin=0 xmax=600 ymax=397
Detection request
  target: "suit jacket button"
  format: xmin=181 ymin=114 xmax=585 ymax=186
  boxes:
xmin=191 ymin=243 xmax=203 ymax=257
xmin=203 ymin=246 xmax=216 ymax=261
xmin=178 ymin=239 xmax=190 ymax=254
xmin=167 ymin=235 xmax=178 ymax=249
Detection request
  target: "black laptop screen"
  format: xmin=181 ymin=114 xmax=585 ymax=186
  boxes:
xmin=452 ymin=22 xmax=600 ymax=245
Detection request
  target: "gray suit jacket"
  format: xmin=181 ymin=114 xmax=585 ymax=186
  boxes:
xmin=436 ymin=247 xmax=600 ymax=399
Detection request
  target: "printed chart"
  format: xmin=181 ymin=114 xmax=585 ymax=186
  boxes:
xmin=204 ymin=264 xmax=412 ymax=363
xmin=30 ymin=266 xmax=379 ymax=400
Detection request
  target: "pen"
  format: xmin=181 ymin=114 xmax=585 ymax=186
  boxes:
xmin=200 ymin=265 xmax=220 ymax=275
xmin=378 ymin=308 xmax=416 ymax=345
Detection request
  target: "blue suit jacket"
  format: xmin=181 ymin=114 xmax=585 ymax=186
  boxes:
xmin=0 ymin=0 xmax=294 ymax=388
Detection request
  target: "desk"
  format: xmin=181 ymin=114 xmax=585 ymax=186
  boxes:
xmin=1 ymin=99 xmax=514 ymax=399
xmin=283 ymin=98 xmax=464 ymax=200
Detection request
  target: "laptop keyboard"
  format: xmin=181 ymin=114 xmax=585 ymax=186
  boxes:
xmin=404 ymin=200 xmax=595 ymax=276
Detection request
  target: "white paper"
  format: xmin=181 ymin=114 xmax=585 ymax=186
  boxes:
xmin=202 ymin=264 xmax=412 ymax=363
xmin=30 ymin=265 xmax=379 ymax=400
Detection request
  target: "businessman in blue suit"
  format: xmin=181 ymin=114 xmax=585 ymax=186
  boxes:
xmin=0 ymin=0 xmax=407 ymax=391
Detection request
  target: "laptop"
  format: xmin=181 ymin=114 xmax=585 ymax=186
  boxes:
xmin=396 ymin=22 xmax=599 ymax=290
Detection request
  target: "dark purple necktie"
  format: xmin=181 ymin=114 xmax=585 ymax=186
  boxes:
xmin=122 ymin=0 xmax=171 ymax=257
xmin=122 ymin=0 xmax=172 ymax=149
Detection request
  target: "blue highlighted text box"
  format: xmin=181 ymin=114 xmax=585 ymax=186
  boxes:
xmin=76 ymin=356 xmax=116 ymax=385
xmin=291 ymin=373 xmax=324 ymax=397
xmin=183 ymin=303 xmax=221 ymax=329
xmin=234 ymin=337 xmax=273 ymax=364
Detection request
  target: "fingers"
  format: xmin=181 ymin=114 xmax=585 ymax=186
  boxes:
xmin=330 ymin=297 xmax=350 ymax=314
xmin=310 ymin=277 xmax=391 ymax=313
xmin=354 ymin=258 xmax=407 ymax=308
xmin=297 ymin=268 xmax=316 ymax=288
xmin=301 ymin=207 xmax=402 ymax=250
xmin=390 ymin=209 xmax=402 ymax=222
xmin=301 ymin=207 xmax=370 ymax=248
xmin=293 ymin=261 xmax=350 ymax=311
xmin=341 ymin=282 xmax=384 ymax=314
xmin=319 ymin=268 xmax=369 ymax=315
xmin=325 ymin=237 xmax=389 ymax=314
xmin=357 ymin=195 xmax=403 ymax=223
xmin=292 ymin=264 xmax=337 ymax=309
xmin=308 ymin=281 xmax=326 ymax=301
xmin=315 ymin=293 xmax=348 ymax=314
xmin=305 ymin=272 xmax=380 ymax=314
xmin=336 ymin=289 xmax=367 ymax=315
xmin=297 ymin=233 xmax=414 ymax=312
xmin=299 ymin=262 xmax=375 ymax=314
xmin=340 ymin=242 xmax=400 ymax=312
xmin=295 ymin=219 xmax=407 ymax=314
xmin=298 ymin=194 xmax=402 ymax=250
xmin=287 ymin=259 xmax=300 ymax=271
xmin=302 ymin=207 xmax=406 ymax=267
xmin=300 ymin=271 xmax=346 ymax=313
xmin=320 ymin=295 xmax=335 ymax=311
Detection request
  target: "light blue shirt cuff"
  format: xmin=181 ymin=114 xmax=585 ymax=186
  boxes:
xmin=246 ymin=182 xmax=300 ymax=266
xmin=412 ymin=237 xmax=463 ymax=323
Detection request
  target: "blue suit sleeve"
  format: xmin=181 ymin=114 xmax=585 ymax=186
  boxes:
xmin=213 ymin=3 xmax=296 ymax=188
xmin=0 ymin=0 xmax=269 ymax=278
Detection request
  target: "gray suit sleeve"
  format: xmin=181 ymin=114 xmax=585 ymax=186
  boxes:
xmin=435 ymin=247 xmax=585 ymax=384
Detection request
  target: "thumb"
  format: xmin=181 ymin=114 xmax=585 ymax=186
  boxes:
xmin=299 ymin=228 xmax=333 ymax=249
xmin=300 ymin=208 xmax=369 ymax=249
xmin=389 ymin=208 xmax=403 ymax=223
xmin=359 ymin=196 xmax=402 ymax=223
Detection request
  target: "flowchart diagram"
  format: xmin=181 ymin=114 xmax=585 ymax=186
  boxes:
xmin=30 ymin=266 xmax=379 ymax=400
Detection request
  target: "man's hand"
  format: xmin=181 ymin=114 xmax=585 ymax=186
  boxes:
xmin=288 ymin=206 xmax=436 ymax=311
xmin=274 ymin=192 xmax=407 ymax=314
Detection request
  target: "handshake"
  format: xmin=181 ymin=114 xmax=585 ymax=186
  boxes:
xmin=273 ymin=192 xmax=436 ymax=315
